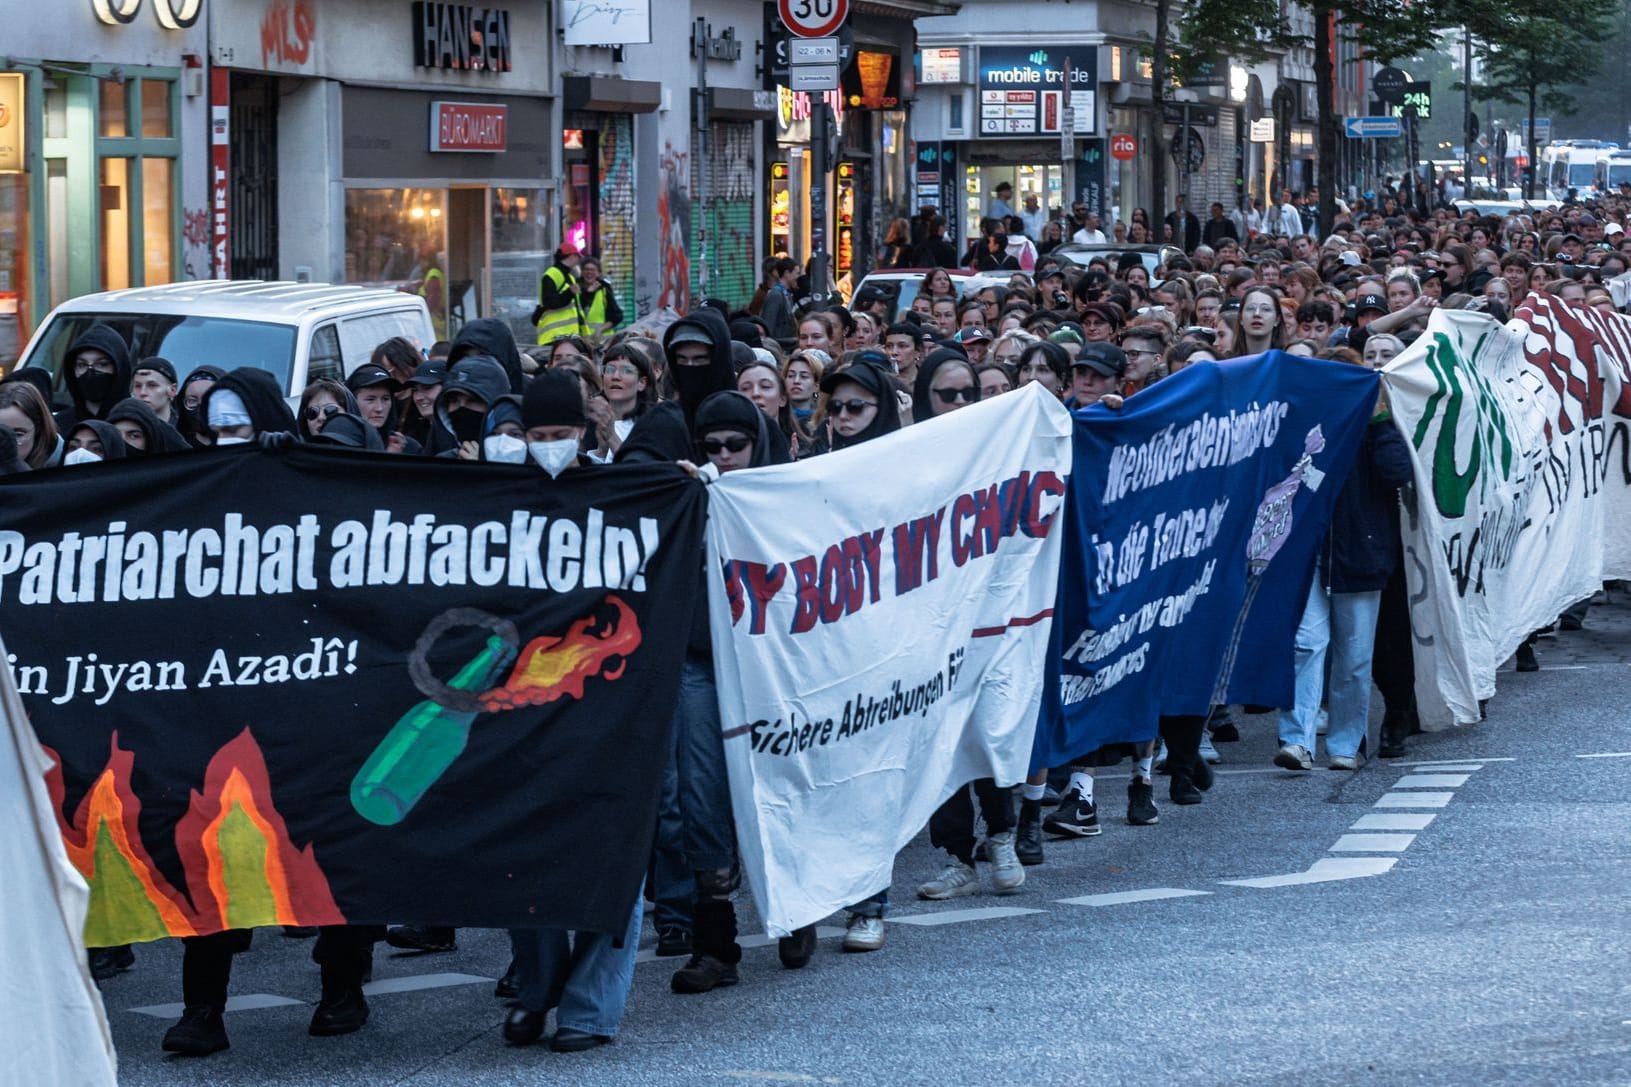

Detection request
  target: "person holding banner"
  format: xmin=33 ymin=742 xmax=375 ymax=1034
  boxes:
xmin=1274 ymin=368 xmax=1414 ymax=772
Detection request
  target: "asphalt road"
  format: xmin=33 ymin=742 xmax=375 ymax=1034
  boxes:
xmin=99 ymin=597 xmax=1631 ymax=1086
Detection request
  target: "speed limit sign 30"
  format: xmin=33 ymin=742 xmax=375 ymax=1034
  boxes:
xmin=779 ymin=0 xmax=848 ymax=38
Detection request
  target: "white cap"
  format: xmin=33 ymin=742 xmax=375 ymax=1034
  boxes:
xmin=1606 ymin=223 xmax=1625 ymax=237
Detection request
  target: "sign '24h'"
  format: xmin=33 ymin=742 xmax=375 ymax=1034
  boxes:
xmin=90 ymin=0 xmax=202 ymax=29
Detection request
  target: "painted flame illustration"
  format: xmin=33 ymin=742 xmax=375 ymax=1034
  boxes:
xmin=478 ymin=595 xmax=643 ymax=711
xmin=45 ymin=729 xmax=343 ymax=946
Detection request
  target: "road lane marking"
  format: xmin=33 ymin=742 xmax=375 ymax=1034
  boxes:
xmin=1375 ymin=791 xmax=1454 ymax=808
xmin=886 ymin=907 xmax=1044 ymax=926
xmin=129 ymin=994 xmax=304 ymax=1018
xmin=1055 ymin=888 xmax=1212 ymax=907
xmin=363 ymin=972 xmax=493 ymax=996
xmin=1329 ymin=833 xmax=1416 ymax=853
xmin=1399 ymin=758 xmax=1512 ymax=765
xmin=1577 ymin=752 xmax=1631 ymax=759
xmin=1393 ymin=773 xmax=1470 ymax=788
xmin=1220 ymin=857 xmax=1397 ymax=888
xmin=1351 ymin=812 xmax=1436 ymax=831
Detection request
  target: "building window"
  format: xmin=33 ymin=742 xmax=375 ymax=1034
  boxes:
xmin=93 ymin=73 xmax=180 ymax=291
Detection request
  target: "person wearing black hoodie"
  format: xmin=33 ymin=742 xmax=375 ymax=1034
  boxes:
xmin=910 ymin=349 xmax=981 ymax=424
xmin=432 ymin=354 xmax=512 ymax=460
xmin=819 ymin=355 xmax=902 ymax=451
xmin=106 ymin=398 xmax=191 ymax=455
xmin=666 ymin=390 xmax=783 ymax=997
xmin=345 ymin=363 xmax=421 ymax=455
xmin=59 ymin=324 xmax=133 ymax=429
xmin=445 ymin=317 xmax=525 ymax=395
xmin=199 ymin=368 xmax=298 ymax=445
xmin=63 ymin=419 xmax=129 ymax=464
xmin=176 ymin=364 xmax=226 ymax=446
xmin=662 ymin=308 xmax=737 ymax=429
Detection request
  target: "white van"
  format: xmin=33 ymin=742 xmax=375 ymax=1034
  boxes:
xmin=1596 ymin=149 xmax=1631 ymax=193
xmin=10 ymin=281 xmax=435 ymax=404
xmin=1541 ymin=141 xmax=1617 ymax=199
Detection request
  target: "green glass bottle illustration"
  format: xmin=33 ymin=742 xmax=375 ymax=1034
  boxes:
xmin=351 ymin=635 xmax=517 ymax=826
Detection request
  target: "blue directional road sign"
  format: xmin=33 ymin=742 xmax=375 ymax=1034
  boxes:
xmin=1344 ymin=115 xmax=1404 ymax=139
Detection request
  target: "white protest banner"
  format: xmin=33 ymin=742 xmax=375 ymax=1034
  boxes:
xmin=0 ymin=633 xmax=118 ymax=1087
xmin=1383 ymin=304 xmax=1623 ymax=728
xmin=706 ymin=384 xmax=1072 ymax=935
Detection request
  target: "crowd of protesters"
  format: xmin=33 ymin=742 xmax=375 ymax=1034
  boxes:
xmin=15 ymin=175 xmax=1626 ymax=1061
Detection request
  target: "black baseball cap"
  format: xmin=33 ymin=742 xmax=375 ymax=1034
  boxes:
xmin=406 ymin=361 xmax=448 ymax=387
xmin=1355 ymin=293 xmax=1387 ymax=316
xmin=346 ymin=364 xmax=399 ymax=392
xmin=1074 ymin=342 xmax=1128 ymax=379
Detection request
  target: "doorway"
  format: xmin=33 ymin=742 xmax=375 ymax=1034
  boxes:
xmin=445 ymin=187 xmax=488 ymax=337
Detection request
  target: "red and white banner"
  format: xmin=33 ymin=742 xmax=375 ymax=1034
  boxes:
xmin=429 ymin=101 xmax=507 ymax=153
xmin=705 ymin=386 xmax=1071 ymax=935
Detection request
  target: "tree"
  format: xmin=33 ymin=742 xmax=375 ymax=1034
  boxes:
xmin=1467 ymin=0 xmax=1617 ymax=198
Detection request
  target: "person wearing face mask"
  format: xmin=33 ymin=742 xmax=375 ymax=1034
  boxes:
xmin=63 ymin=420 xmax=129 ymax=465
xmin=434 ymin=320 xmax=526 ymax=453
xmin=58 ymin=324 xmax=134 ymax=430
xmin=199 ymin=368 xmax=298 ymax=446
xmin=663 ymin=308 xmax=737 ymax=429
xmin=106 ymin=398 xmax=191 ymax=456
xmin=432 ymin=355 xmax=512 ymax=460
xmin=516 ymin=370 xmax=598 ymax=476
xmin=176 ymin=364 xmax=226 ymax=447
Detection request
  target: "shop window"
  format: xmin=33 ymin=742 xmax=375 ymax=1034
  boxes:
xmin=0 ymin=176 xmax=27 ymax=366
xmin=100 ymin=157 xmax=131 ymax=291
xmin=100 ymin=80 xmax=130 ymax=138
xmin=344 ymin=188 xmax=445 ymax=285
xmin=491 ymin=187 xmax=550 ymax=341
xmin=142 ymin=158 xmax=173 ymax=284
xmin=139 ymin=79 xmax=171 ymax=139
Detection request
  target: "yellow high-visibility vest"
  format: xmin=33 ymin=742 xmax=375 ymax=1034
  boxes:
xmin=583 ymin=287 xmax=613 ymax=341
xmin=535 ymin=265 xmax=587 ymax=345
xmin=418 ymin=266 xmax=447 ymax=339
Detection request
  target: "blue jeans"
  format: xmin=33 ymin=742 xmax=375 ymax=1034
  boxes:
xmin=1279 ymin=583 xmax=1382 ymax=760
xmin=848 ymin=889 xmax=889 ymax=919
xmin=650 ymin=708 xmax=694 ymax=933
xmin=509 ymin=886 xmax=645 ymax=1037
xmin=673 ymin=657 xmax=736 ymax=874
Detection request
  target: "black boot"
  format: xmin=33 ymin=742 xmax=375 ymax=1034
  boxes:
xmin=385 ymin=925 xmax=456 ymax=953
xmin=1015 ymin=799 xmax=1045 ymax=865
xmin=671 ymin=899 xmax=741 ymax=994
xmin=777 ymin=924 xmax=817 ymax=970
xmin=1516 ymin=641 xmax=1539 ymax=672
xmin=1378 ymin=708 xmax=1409 ymax=759
xmin=309 ymin=988 xmax=369 ymax=1036
xmin=494 ymin=959 xmax=520 ymax=999
xmin=89 ymin=945 xmax=134 ymax=982
xmin=162 ymin=1005 xmax=229 ymax=1056
xmin=502 ymin=1008 xmax=546 ymax=1046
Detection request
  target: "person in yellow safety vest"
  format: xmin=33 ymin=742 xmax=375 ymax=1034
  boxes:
xmin=579 ymin=256 xmax=625 ymax=345
xmin=416 ymin=245 xmax=449 ymax=340
xmin=532 ymin=244 xmax=589 ymax=346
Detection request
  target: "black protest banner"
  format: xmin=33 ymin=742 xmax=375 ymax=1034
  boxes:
xmin=0 ymin=446 xmax=705 ymax=945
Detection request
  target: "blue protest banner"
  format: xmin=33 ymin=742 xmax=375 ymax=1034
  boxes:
xmin=1032 ymin=352 xmax=1380 ymax=769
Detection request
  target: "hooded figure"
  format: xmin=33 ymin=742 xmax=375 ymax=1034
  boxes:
xmin=309 ymin=412 xmax=386 ymax=451
xmin=65 ymin=419 xmax=129 ymax=463
xmin=520 ymin=372 xmax=595 ymax=474
xmin=433 ymin=354 xmax=512 ymax=454
xmin=176 ymin=364 xmax=227 ymax=446
xmin=662 ymin=308 xmax=736 ymax=426
xmin=346 ymin=363 xmax=420 ymax=454
xmin=692 ymin=390 xmax=785 ymax=469
xmin=106 ymin=398 xmax=191 ymax=455
xmin=445 ymin=318 xmax=525 ymax=395
xmin=614 ymin=400 xmax=691 ymax=465
xmin=60 ymin=324 xmax=133 ymax=428
xmin=2 ymin=366 xmax=56 ymax=408
xmin=819 ymin=357 xmax=902 ymax=450
xmin=200 ymin=368 xmax=299 ymax=442
xmin=0 ymin=426 xmax=28 ymax=475
xmin=912 ymin=348 xmax=982 ymax=424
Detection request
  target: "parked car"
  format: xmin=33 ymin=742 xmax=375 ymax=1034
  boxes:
xmin=1047 ymin=243 xmax=1182 ymax=284
xmin=11 ymin=281 xmax=435 ymax=406
xmin=848 ymin=268 xmax=1013 ymax=321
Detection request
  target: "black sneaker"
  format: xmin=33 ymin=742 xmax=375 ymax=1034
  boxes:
xmin=309 ymin=988 xmax=370 ymax=1037
xmin=161 ymin=1005 xmax=229 ymax=1056
xmin=777 ymin=924 xmax=817 ymax=970
xmin=1042 ymin=789 xmax=1101 ymax=837
xmin=89 ymin=945 xmax=134 ymax=982
xmin=1169 ymin=772 xmax=1203 ymax=805
xmin=1209 ymin=718 xmax=1241 ymax=743
xmin=385 ymin=925 xmax=456 ymax=953
xmin=670 ymin=953 xmax=739 ymax=994
xmin=1515 ymin=643 xmax=1539 ymax=672
xmin=655 ymin=927 xmax=693 ymax=958
xmin=1126 ymin=779 xmax=1160 ymax=825
xmin=1016 ymin=799 xmax=1045 ymax=865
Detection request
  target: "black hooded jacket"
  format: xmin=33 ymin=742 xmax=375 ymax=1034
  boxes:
xmin=614 ymin=401 xmax=691 ymax=465
xmin=446 ymin=318 xmax=524 ymax=395
xmin=176 ymin=364 xmax=227 ymax=446
xmin=106 ymin=398 xmax=191 ymax=454
xmin=66 ymin=419 xmax=129 ymax=462
xmin=310 ymin=412 xmax=387 ymax=452
xmin=200 ymin=368 xmax=299 ymax=440
xmin=912 ymin=349 xmax=981 ymax=424
xmin=433 ymin=355 xmax=512 ymax=453
xmin=694 ymin=391 xmax=783 ymax=469
xmin=663 ymin=309 xmax=736 ymax=427
xmin=60 ymin=324 xmax=133 ymax=427
xmin=823 ymin=359 xmax=903 ymax=450
xmin=3 ymin=367 xmax=55 ymax=407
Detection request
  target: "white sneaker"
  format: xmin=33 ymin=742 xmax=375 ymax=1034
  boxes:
xmin=842 ymin=914 xmax=885 ymax=952
xmin=1199 ymin=731 xmax=1222 ymax=765
xmin=917 ymin=861 xmax=979 ymax=900
xmin=986 ymin=831 xmax=1026 ymax=894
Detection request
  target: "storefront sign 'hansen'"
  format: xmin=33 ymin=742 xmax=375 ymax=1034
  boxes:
xmin=430 ymin=101 xmax=507 ymax=152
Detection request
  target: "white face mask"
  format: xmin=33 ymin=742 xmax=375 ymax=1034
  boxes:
xmin=64 ymin=448 xmax=102 ymax=466
xmin=483 ymin=434 xmax=527 ymax=464
xmin=215 ymin=436 xmax=251 ymax=446
xmin=527 ymin=439 xmax=580 ymax=477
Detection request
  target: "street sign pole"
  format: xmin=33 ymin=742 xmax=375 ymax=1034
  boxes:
xmin=1061 ymin=57 xmax=1075 ymax=244
xmin=810 ymin=97 xmax=828 ymax=303
xmin=779 ymin=0 xmax=849 ymax=303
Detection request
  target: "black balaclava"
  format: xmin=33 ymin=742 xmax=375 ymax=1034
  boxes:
xmin=200 ymin=368 xmax=299 ymax=440
xmin=663 ymin=308 xmax=736 ymax=426
xmin=62 ymin=324 xmax=133 ymax=421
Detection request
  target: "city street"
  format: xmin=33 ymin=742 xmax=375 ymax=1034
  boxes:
xmin=96 ymin=599 xmax=1631 ymax=1086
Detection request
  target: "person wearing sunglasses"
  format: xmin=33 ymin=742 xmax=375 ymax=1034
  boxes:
xmin=911 ymin=348 xmax=981 ymax=423
xmin=819 ymin=355 xmax=902 ymax=453
xmin=297 ymin=379 xmax=358 ymax=443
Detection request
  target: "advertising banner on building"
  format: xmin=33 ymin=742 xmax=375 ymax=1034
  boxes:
xmin=977 ymin=46 xmax=1097 ymax=137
